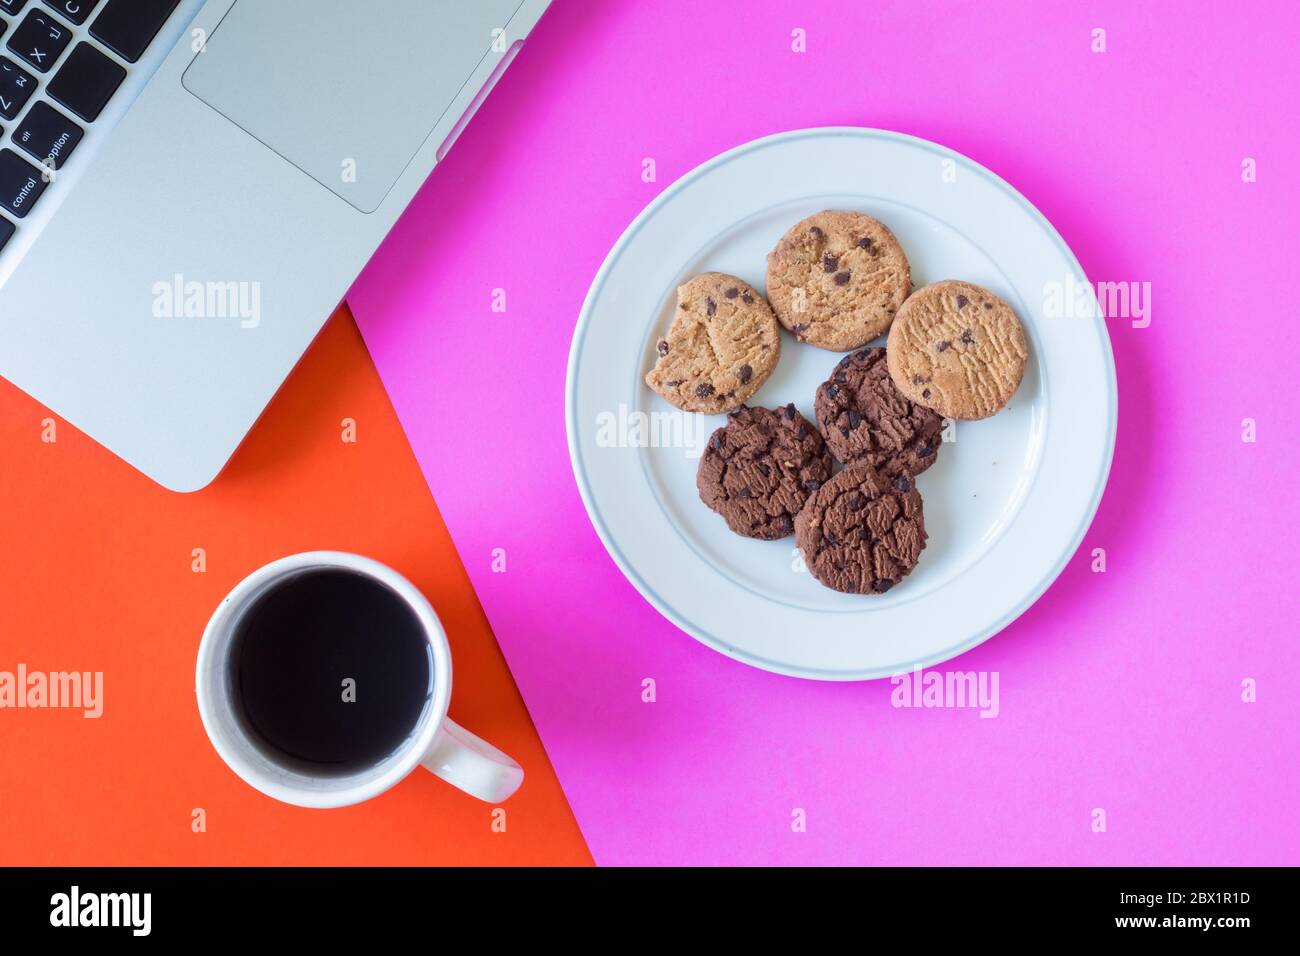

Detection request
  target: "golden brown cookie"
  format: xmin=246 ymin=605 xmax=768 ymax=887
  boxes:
xmin=765 ymin=210 xmax=911 ymax=352
xmin=645 ymin=273 xmax=780 ymax=413
xmin=887 ymin=280 xmax=1028 ymax=421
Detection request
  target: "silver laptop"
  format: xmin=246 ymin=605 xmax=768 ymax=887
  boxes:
xmin=0 ymin=0 xmax=550 ymax=490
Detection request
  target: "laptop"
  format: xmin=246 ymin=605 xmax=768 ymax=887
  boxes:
xmin=0 ymin=0 xmax=551 ymax=491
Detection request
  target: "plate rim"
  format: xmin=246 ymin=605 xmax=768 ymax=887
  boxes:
xmin=565 ymin=126 xmax=1118 ymax=681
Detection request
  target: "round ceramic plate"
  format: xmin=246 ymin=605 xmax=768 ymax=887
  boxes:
xmin=566 ymin=128 xmax=1116 ymax=680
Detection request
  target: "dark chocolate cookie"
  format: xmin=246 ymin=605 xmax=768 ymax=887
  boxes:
xmin=813 ymin=347 xmax=944 ymax=476
xmin=697 ymin=404 xmax=833 ymax=540
xmin=794 ymin=462 xmax=927 ymax=595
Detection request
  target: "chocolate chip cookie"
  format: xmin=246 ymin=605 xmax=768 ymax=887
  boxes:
xmin=697 ymin=404 xmax=833 ymax=540
xmin=887 ymin=280 xmax=1028 ymax=420
xmin=794 ymin=463 xmax=927 ymax=595
xmin=814 ymin=347 xmax=944 ymax=476
xmin=765 ymin=210 xmax=911 ymax=352
xmin=645 ymin=272 xmax=780 ymax=414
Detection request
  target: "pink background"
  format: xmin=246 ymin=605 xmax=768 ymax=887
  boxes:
xmin=348 ymin=0 xmax=1298 ymax=864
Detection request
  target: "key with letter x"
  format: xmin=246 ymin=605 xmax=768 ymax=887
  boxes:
xmin=7 ymin=10 xmax=72 ymax=73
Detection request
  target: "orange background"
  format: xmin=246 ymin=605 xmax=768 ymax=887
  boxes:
xmin=0 ymin=306 xmax=592 ymax=865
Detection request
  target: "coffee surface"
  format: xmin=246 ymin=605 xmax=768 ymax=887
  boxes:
xmin=231 ymin=570 xmax=433 ymax=773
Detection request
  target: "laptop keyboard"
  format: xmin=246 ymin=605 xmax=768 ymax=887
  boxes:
xmin=0 ymin=0 xmax=179 ymax=246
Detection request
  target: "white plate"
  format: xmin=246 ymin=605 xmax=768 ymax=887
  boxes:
xmin=566 ymin=128 xmax=1116 ymax=681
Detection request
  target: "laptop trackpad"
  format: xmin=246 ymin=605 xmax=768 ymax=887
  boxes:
xmin=182 ymin=0 xmax=522 ymax=213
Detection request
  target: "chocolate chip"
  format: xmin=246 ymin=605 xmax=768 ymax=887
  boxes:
xmin=809 ymin=226 xmax=824 ymax=240
xmin=656 ymin=340 xmax=669 ymax=356
xmin=793 ymin=323 xmax=809 ymax=337
xmin=917 ymin=444 xmax=935 ymax=457
xmin=666 ymin=379 xmax=683 ymax=387
xmin=709 ymin=432 xmax=724 ymax=451
xmin=822 ymin=254 xmax=838 ymax=273
xmin=912 ymin=375 xmax=925 ymax=385
xmin=922 ymin=388 xmax=931 ymax=400
xmin=874 ymin=579 xmax=894 ymax=593
xmin=824 ymin=530 xmax=837 ymax=546
xmin=894 ymin=475 xmax=911 ymax=492
xmin=779 ymin=514 xmax=794 ymax=533
xmin=839 ymin=426 xmax=849 ymax=437
xmin=696 ymin=383 xmax=715 ymax=398
xmin=847 ymin=492 xmax=864 ymax=511
xmin=706 ymin=298 xmax=716 ymax=316
xmin=956 ymin=294 xmax=969 ymax=308
xmin=741 ymin=292 xmax=754 ymax=304
xmin=757 ymin=462 xmax=770 ymax=477
xmin=737 ymin=364 xmax=752 ymax=384
xmin=857 ymin=236 xmax=873 ymax=250
xmin=836 ymin=354 xmax=854 ymax=370
xmin=784 ymin=403 xmax=797 ymax=420
xmin=803 ymin=479 xmax=822 ymax=492
xmin=848 ymin=410 xmax=861 ymax=429
xmin=725 ymin=287 xmax=739 ymax=299
xmin=797 ymin=422 xmax=810 ymax=439
xmin=983 ymin=301 xmax=993 ymax=310
xmin=737 ymin=486 xmax=751 ymax=498
xmin=833 ymin=370 xmax=847 ymax=383
xmin=936 ymin=340 xmax=951 ymax=352
xmin=834 ymin=271 xmax=851 ymax=285
xmin=826 ymin=383 xmax=839 ymax=399
xmin=960 ymin=328 xmax=974 ymax=345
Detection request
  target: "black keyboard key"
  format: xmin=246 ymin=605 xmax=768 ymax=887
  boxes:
xmin=0 ymin=1 xmax=28 ymax=17
xmin=7 ymin=9 xmax=71 ymax=72
xmin=0 ymin=215 xmax=15 ymax=252
xmin=90 ymin=0 xmax=178 ymax=63
xmin=0 ymin=148 xmax=48 ymax=218
xmin=14 ymin=101 xmax=81 ymax=170
xmin=48 ymin=41 xmax=123 ymax=121
xmin=0 ymin=57 xmax=36 ymax=120
xmin=43 ymin=0 xmax=100 ymax=26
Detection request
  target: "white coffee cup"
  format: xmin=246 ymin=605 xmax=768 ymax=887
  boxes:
xmin=195 ymin=551 xmax=523 ymax=808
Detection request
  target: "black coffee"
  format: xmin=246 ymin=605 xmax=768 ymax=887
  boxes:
xmin=230 ymin=569 xmax=434 ymax=774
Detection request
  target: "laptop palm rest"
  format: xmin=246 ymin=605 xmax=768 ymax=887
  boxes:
xmin=181 ymin=0 xmax=523 ymax=213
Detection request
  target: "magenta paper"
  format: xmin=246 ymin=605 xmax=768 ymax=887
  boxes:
xmin=348 ymin=0 xmax=1299 ymax=864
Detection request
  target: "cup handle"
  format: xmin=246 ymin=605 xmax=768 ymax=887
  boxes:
xmin=419 ymin=718 xmax=524 ymax=803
